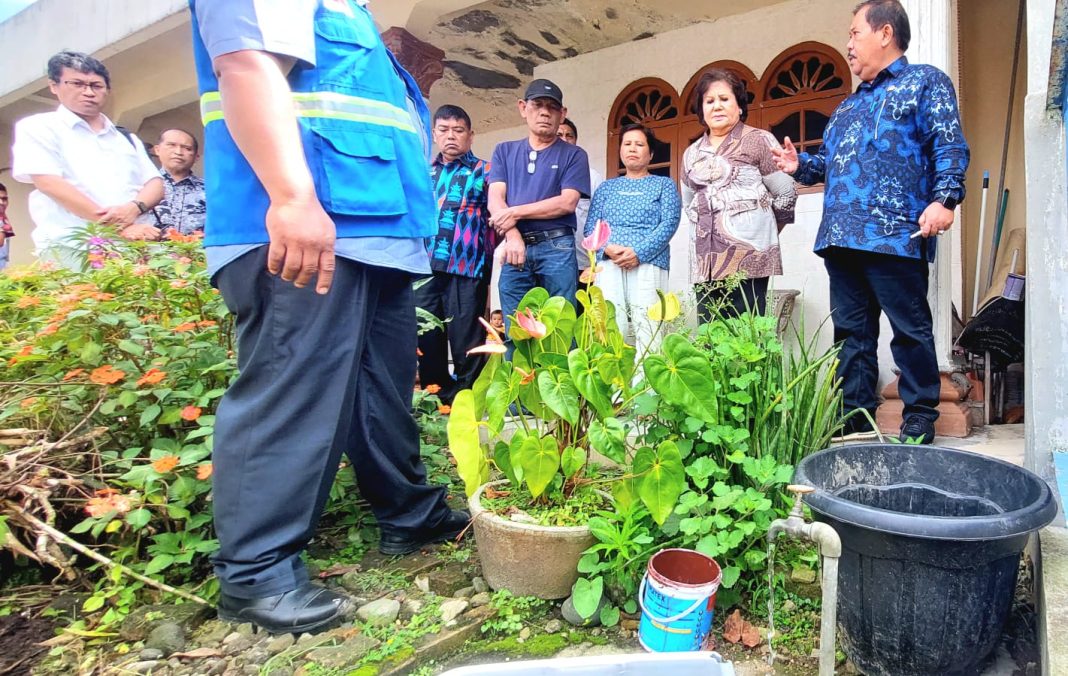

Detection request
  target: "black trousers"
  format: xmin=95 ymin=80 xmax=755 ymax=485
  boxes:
xmin=823 ymin=247 xmax=940 ymax=423
xmin=412 ymin=271 xmax=489 ymax=403
xmin=212 ymin=249 xmax=449 ymax=599
xmin=695 ymin=277 xmax=770 ymax=323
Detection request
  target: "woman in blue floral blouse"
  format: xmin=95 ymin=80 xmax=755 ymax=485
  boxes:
xmin=584 ymin=124 xmax=681 ymax=353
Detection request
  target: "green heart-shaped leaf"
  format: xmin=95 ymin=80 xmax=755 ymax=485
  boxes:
xmin=446 ymin=390 xmax=489 ymax=497
xmin=571 ymin=576 xmax=604 ymax=620
xmin=634 ymin=440 xmax=685 ymax=525
xmin=568 ymin=350 xmax=613 ymax=418
xmin=561 ymin=445 xmax=586 ymax=479
xmin=643 ymin=333 xmax=717 ymax=422
xmin=519 ymin=435 xmax=559 ymax=499
xmin=537 ymin=369 xmax=580 ymax=425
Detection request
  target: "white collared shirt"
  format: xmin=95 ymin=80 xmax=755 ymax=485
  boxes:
xmin=12 ymin=105 xmax=160 ymax=251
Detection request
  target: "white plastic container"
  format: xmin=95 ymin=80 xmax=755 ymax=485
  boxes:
xmin=440 ymin=651 xmax=735 ymax=675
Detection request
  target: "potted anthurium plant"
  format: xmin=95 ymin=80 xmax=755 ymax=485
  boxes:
xmin=447 ymin=220 xmax=696 ymax=600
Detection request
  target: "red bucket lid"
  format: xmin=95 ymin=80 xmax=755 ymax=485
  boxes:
xmin=647 ymin=548 xmax=722 ymax=589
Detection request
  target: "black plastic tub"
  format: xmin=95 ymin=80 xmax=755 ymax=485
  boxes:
xmin=794 ymin=444 xmax=1057 ymax=676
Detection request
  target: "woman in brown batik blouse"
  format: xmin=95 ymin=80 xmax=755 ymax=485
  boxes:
xmin=681 ymin=68 xmax=797 ymax=321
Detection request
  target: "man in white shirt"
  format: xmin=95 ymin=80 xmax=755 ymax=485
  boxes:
xmin=557 ymin=118 xmax=604 ymax=276
xmin=11 ymin=51 xmax=163 ymax=268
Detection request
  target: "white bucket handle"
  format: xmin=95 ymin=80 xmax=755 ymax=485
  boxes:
xmin=638 ymin=574 xmax=709 ymax=625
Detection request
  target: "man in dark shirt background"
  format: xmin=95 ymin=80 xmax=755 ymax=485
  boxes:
xmin=489 ymin=79 xmax=590 ymax=333
xmin=153 ymin=128 xmax=206 ymax=235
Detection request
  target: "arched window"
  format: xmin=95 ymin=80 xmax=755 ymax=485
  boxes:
xmin=758 ymin=42 xmax=851 ymax=156
xmin=605 ymin=44 xmax=850 ymax=190
xmin=680 ymin=60 xmax=762 ymax=148
xmin=605 ymin=78 xmax=681 ymax=181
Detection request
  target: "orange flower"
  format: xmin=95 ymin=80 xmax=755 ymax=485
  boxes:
xmin=89 ymin=365 xmax=126 ymax=385
xmin=197 ymin=320 xmax=218 ymax=329
xmin=181 ymin=406 xmax=202 ymax=421
xmin=425 ymin=384 xmax=441 ymax=394
xmin=438 ymin=404 xmax=452 ymax=415
xmin=63 ymin=368 xmax=85 ymax=381
xmin=170 ymin=280 xmax=189 ymax=289
xmin=136 ymin=368 xmax=167 ymax=387
xmin=152 ymin=455 xmax=180 ymax=473
xmin=132 ymin=264 xmax=150 ymax=277
xmin=84 ymin=492 xmax=132 ymax=518
xmin=38 ymin=323 xmax=60 ymax=336
xmin=173 ymin=322 xmax=197 ymax=332
xmin=196 ymin=463 xmax=213 ymax=481
xmin=17 ymin=345 xmax=33 ymax=357
xmin=166 ymin=230 xmax=201 ymax=243
xmin=15 ymin=296 xmax=40 ymax=309
xmin=516 ymin=367 xmax=536 ymax=385
xmin=20 ymin=397 xmax=37 ymax=409
xmin=89 ymin=292 xmax=115 ymax=301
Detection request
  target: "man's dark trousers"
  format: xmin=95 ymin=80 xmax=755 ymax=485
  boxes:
xmin=413 ymin=270 xmax=489 ymax=403
xmin=211 ymin=249 xmax=450 ymax=600
xmin=823 ymin=247 xmax=940 ymax=424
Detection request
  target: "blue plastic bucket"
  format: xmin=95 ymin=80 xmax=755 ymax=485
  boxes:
xmin=638 ymin=548 xmax=722 ymax=652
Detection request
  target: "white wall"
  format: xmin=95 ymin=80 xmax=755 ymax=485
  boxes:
xmin=0 ymin=0 xmax=188 ymax=108
xmin=1023 ymin=0 xmax=1068 ymax=481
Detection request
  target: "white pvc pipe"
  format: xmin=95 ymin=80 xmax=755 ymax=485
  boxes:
xmin=972 ymin=171 xmax=990 ymax=317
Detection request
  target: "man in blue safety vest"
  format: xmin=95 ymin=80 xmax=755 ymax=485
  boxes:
xmin=189 ymin=0 xmax=468 ymax=634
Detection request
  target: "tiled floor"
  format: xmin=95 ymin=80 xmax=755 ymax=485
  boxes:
xmin=837 ymin=423 xmax=1026 ymax=466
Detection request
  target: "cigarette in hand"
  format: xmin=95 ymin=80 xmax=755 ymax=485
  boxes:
xmin=910 ymin=229 xmax=945 ymax=239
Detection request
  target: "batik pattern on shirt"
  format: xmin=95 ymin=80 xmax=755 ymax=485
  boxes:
xmin=426 ymin=151 xmax=491 ymax=278
xmin=793 ymin=56 xmax=969 ymax=261
xmin=157 ymin=172 xmax=206 ymax=235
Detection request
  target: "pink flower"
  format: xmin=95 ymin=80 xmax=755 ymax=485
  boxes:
xmin=468 ymin=342 xmax=507 ymax=355
xmin=582 ymin=219 xmax=611 ymax=252
xmin=515 ymin=308 xmax=547 ymax=339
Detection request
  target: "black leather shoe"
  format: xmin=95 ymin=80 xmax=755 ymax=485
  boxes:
xmin=379 ymin=509 xmax=471 ymax=556
xmin=900 ymin=415 xmax=936 ymax=445
xmin=217 ymin=583 xmax=352 ymax=634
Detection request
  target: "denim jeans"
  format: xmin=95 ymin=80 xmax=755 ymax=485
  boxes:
xmin=498 ymin=234 xmax=578 ymax=339
xmin=822 ymin=247 xmax=939 ymax=423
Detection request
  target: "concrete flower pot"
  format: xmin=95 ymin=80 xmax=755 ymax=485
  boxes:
xmin=468 ymin=480 xmax=596 ymax=600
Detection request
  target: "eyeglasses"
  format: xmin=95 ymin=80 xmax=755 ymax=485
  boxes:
xmin=62 ymin=80 xmax=107 ymax=92
xmin=527 ymin=149 xmax=538 ymax=174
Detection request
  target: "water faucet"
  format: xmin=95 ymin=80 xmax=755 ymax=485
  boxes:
xmin=768 ymin=485 xmax=842 ymax=557
xmin=767 ymin=484 xmax=842 ymax=676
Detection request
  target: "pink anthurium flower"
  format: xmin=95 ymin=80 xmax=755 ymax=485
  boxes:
xmin=515 ymin=308 xmax=547 ymax=339
xmin=468 ymin=342 xmax=507 ymax=355
xmin=582 ymin=219 xmax=611 ymax=252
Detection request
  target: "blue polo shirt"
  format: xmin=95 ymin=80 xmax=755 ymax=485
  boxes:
xmin=488 ymin=138 xmax=590 ymax=234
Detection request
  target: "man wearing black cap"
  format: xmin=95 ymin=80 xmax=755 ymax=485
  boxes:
xmin=488 ymin=79 xmax=590 ymax=333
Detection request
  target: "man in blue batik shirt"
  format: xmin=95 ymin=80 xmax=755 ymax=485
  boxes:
xmin=189 ymin=0 xmax=467 ymax=634
xmin=774 ymin=0 xmax=969 ymax=444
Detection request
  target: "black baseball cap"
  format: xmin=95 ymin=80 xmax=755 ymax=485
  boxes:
xmin=524 ymin=79 xmax=564 ymax=105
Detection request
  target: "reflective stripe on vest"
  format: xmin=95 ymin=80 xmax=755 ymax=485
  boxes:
xmin=199 ymin=91 xmax=416 ymax=134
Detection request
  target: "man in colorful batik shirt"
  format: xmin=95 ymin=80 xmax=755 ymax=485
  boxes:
xmin=415 ymin=105 xmax=494 ymax=404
